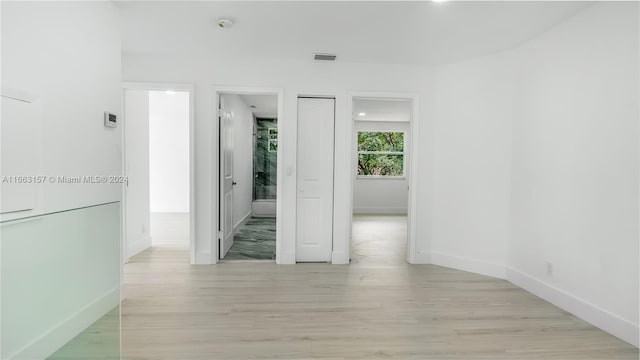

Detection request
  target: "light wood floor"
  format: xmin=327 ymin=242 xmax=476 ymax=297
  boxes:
xmin=122 ymin=215 xmax=638 ymax=359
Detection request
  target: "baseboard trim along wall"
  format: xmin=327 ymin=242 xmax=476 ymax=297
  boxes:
xmin=232 ymin=211 xmax=252 ymax=236
xmin=429 ymin=251 xmax=507 ymax=279
xmin=353 ymin=207 xmax=407 ymax=215
xmin=506 ymin=267 xmax=639 ymax=348
xmin=7 ymin=286 xmax=120 ymax=360
xmin=419 ymin=251 xmax=639 ymax=348
xmin=331 ymin=250 xmax=349 ymax=264
xmin=280 ymin=251 xmax=296 ymax=265
xmin=195 ymin=251 xmax=213 ymax=265
xmin=127 ymin=235 xmax=152 ymax=259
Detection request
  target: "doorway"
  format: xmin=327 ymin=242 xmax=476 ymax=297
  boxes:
xmin=348 ymin=94 xmax=418 ymax=264
xmin=216 ymin=88 xmax=283 ymax=262
xmin=122 ymin=83 xmax=195 ymax=263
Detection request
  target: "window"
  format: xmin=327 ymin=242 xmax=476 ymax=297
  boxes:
xmin=357 ymin=131 xmax=404 ymax=177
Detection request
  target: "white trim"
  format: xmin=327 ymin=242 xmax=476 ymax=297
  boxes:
xmin=506 ymin=267 xmax=639 ymax=348
xmin=356 ymin=176 xmax=406 ymax=180
xmin=212 ymin=86 xmax=284 ymax=264
xmin=121 ymin=82 xmax=196 ymax=264
xmin=347 ymin=91 xmax=419 ymax=264
xmin=353 ymin=207 xmax=407 ymax=215
xmin=411 ymin=252 xmax=639 ymax=348
xmin=127 ymin=235 xmax=152 ymax=259
xmin=413 ymin=251 xmax=431 ymax=264
xmin=331 ymin=251 xmax=349 ymax=264
xmin=428 ymin=251 xmax=507 ymax=279
xmin=194 ymin=251 xmax=213 ymax=265
xmin=232 ymin=210 xmax=252 ymax=236
xmin=6 ymin=286 xmax=119 ymax=360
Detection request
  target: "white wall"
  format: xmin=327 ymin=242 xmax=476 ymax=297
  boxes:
xmin=221 ymin=94 xmax=254 ymax=229
xmin=353 ymin=121 xmax=409 ymax=214
xmin=509 ymin=2 xmax=639 ymax=346
xmin=2 ymin=2 xmax=122 ymax=215
xmin=124 ymin=89 xmax=151 ymax=258
xmin=1 ymin=1 xmax=122 ymax=358
xmin=149 ymin=91 xmax=190 ymax=213
xmin=122 ymin=55 xmax=431 ymax=265
xmin=430 ymin=51 xmax=515 ymax=277
xmin=429 ymin=2 xmax=639 ymax=346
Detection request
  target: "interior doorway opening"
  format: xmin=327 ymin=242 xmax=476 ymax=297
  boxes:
xmin=349 ymin=96 xmax=415 ymax=265
xmin=122 ymin=83 xmax=195 ymax=263
xmin=217 ymin=91 xmax=281 ymax=261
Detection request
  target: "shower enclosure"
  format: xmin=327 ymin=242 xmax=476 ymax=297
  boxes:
xmin=252 ymin=118 xmax=277 ymax=216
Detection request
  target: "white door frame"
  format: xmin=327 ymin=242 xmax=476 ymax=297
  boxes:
xmin=211 ymin=86 xmax=284 ymax=264
xmin=346 ymin=91 xmax=420 ymax=264
xmin=121 ymin=82 xmax=196 ymax=264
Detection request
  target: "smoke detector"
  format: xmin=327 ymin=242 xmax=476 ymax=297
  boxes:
xmin=217 ymin=18 xmax=234 ymax=29
xmin=314 ymin=53 xmax=337 ymax=61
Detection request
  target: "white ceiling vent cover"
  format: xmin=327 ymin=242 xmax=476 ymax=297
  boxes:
xmin=314 ymin=53 xmax=337 ymax=61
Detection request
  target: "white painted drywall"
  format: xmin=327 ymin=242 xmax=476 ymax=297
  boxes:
xmin=353 ymin=121 xmax=409 ymax=214
xmin=430 ymin=51 xmax=515 ymax=277
xmin=509 ymin=2 xmax=639 ymax=346
xmin=149 ymin=91 xmax=190 ymax=213
xmin=1 ymin=1 xmax=122 ymax=359
xmin=2 ymin=2 xmax=122 ymax=215
xmin=124 ymin=89 xmax=151 ymax=258
xmin=430 ymin=2 xmax=639 ymax=346
xmin=221 ymin=94 xmax=254 ymax=229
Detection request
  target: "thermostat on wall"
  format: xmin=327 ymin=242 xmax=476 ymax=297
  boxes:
xmin=104 ymin=112 xmax=117 ymax=128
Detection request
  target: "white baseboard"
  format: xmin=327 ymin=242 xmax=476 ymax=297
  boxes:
xmin=506 ymin=267 xmax=639 ymax=348
xmin=127 ymin=235 xmax=151 ymax=259
xmin=7 ymin=286 xmax=120 ymax=360
xmin=252 ymin=200 xmax=276 ymax=216
xmin=279 ymin=251 xmax=296 ymax=264
xmin=232 ymin=211 xmax=252 ymax=236
xmin=412 ymin=251 xmax=431 ymax=264
xmin=331 ymin=251 xmax=349 ymax=264
xmin=353 ymin=207 xmax=407 ymax=215
xmin=194 ymin=251 xmax=213 ymax=265
xmin=429 ymin=251 xmax=506 ymax=279
xmin=413 ymin=251 xmax=638 ymax=348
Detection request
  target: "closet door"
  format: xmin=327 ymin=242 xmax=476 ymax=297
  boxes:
xmin=296 ymin=97 xmax=335 ymax=262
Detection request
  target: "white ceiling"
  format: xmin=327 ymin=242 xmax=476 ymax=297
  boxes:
xmin=354 ymin=98 xmax=411 ymax=122
xmin=117 ymin=1 xmax=590 ymax=66
xmin=239 ymin=94 xmax=278 ymax=118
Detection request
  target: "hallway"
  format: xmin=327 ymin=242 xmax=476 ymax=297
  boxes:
xmin=224 ymin=217 xmax=276 ymax=260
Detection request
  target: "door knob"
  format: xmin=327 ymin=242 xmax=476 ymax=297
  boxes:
xmin=232 ymin=181 xmax=237 ymax=186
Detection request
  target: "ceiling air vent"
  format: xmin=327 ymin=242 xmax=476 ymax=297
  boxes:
xmin=314 ymin=53 xmax=337 ymax=61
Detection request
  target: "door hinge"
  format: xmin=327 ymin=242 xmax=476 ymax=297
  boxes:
xmin=218 ymin=231 xmax=223 ymax=240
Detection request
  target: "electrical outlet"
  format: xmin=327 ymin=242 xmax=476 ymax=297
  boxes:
xmin=546 ymin=262 xmax=554 ymax=277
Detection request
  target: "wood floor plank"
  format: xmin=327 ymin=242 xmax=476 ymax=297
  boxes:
xmin=121 ymin=215 xmax=638 ymax=359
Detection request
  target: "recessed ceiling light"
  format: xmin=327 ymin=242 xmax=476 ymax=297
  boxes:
xmin=358 ymin=112 xmax=366 ymax=116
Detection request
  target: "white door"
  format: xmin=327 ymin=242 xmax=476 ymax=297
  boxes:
xmin=123 ymin=89 xmax=151 ymax=260
xmin=219 ymin=95 xmax=235 ymax=258
xmin=296 ymin=97 xmax=335 ymax=262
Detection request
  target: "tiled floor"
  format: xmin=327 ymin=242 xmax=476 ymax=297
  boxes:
xmin=224 ymin=216 xmax=276 ymax=260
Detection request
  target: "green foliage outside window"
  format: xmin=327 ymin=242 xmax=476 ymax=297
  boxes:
xmin=357 ymin=132 xmax=404 ymax=176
